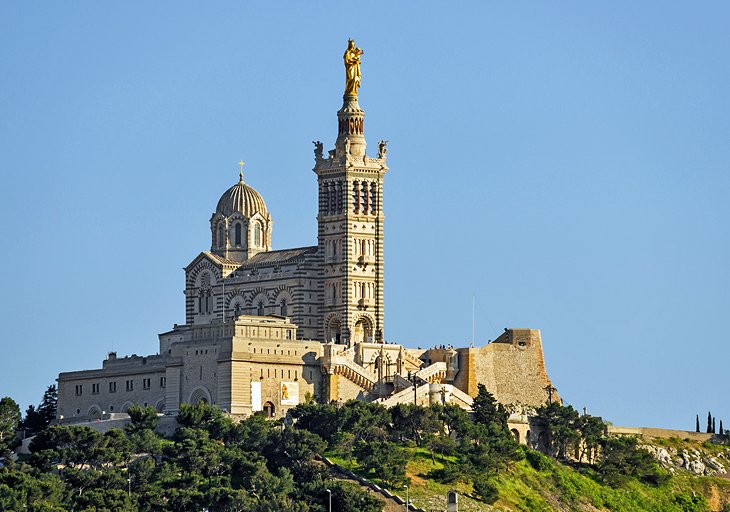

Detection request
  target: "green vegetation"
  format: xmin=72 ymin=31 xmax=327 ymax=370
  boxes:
xmin=1 ymin=386 xmax=728 ymax=511
xmin=1 ymin=403 xmax=383 ymax=511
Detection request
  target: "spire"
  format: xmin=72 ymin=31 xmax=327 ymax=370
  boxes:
xmin=238 ymin=160 xmax=245 ymax=182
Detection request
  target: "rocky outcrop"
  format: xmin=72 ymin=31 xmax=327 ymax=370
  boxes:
xmin=642 ymin=443 xmax=729 ymax=477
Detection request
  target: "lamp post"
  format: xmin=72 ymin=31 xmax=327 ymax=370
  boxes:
xmin=404 ymin=484 xmax=409 ymax=511
xmin=326 ymin=488 xmax=332 ymax=512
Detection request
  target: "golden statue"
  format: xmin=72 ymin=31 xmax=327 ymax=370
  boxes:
xmin=343 ymin=39 xmax=364 ymax=96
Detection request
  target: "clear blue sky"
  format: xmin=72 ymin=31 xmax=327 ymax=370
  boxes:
xmin=1 ymin=2 xmax=728 ymax=431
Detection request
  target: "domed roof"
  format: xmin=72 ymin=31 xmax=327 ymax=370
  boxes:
xmin=215 ymin=176 xmax=268 ymax=218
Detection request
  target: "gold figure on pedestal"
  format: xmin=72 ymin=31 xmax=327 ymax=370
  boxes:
xmin=343 ymin=39 xmax=364 ymax=96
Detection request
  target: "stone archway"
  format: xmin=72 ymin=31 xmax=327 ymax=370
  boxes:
xmin=87 ymin=405 xmax=102 ymax=420
xmin=188 ymin=386 xmax=212 ymax=405
xmin=326 ymin=315 xmax=342 ymax=344
xmin=353 ymin=316 xmax=373 ymax=343
xmin=155 ymin=399 xmax=166 ymax=413
xmin=263 ymin=401 xmax=275 ymax=418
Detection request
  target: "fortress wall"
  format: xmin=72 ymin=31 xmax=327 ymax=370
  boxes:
xmin=453 ymin=329 xmax=555 ymax=407
xmin=608 ymin=426 xmax=715 ymax=442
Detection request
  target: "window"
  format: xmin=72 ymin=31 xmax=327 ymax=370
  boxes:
xmin=257 ymin=301 xmax=264 ymax=316
xmin=143 ymin=378 xmax=151 ymax=390
xmin=126 ymin=380 xmax=134 ymax=392
xmin=75 ymin=385 xmax=82 ymax=396
xmin=160 ymin=376 xmax=166 ymax=388
xmin=280 ymin=299 xmax=288 ymax=317
xmin=218 ymin=224 xmax=224 ymax=248
xmin=234 ymin=223 xmax=242 ymax=246
xmin=92 ymin=383 xmax=100 ymax=394
xmin=109 ymin=382 xmax=117 ymax=393
xmin=254 ymin=222 xmax=262 ymax=246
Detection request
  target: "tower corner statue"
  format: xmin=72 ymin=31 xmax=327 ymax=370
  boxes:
xmin=343 ymin=38 xmax=364 ymax=97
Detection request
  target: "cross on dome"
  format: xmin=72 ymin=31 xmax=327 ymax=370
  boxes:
xmin=239 ymin=160 xmax=245 ymax=182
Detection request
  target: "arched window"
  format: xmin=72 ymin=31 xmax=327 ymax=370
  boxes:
xmin=280 ymin=299 xmax=288 ymax=317
xmin=254 ymin=222 xmax=262 ymax=247
xmin=257 ymin=301 xmax=264 ymax=316
xmin=217 ymin=224 xmax=224 ymax=248
xmin=234 ymin=223 xmax=242 ymax=246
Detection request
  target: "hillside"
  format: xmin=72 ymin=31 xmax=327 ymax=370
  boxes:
xmin=328 ymin=438 xmax=730 ymax=512
xmin=2 ymin=393 xmax=729 ymax=512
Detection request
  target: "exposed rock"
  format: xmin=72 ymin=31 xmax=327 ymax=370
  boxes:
xmin=641 ymin=442 xmax=728 ymax=477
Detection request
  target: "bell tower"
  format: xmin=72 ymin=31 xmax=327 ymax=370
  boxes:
xmin=314 ymin=40 xmax=388 ymax=345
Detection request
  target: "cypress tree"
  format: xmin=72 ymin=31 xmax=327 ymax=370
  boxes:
xmin=707 ymin=411 xmax=713 ymax=433
xmin=720 ymin=419 xmax=725 ymax=436
xmin=696 ymin=414 xmax=700 ymax=433
xmin=712 ymin=417 xmax=716 ymax=434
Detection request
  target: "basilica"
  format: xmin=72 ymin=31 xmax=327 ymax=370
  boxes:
xmin=57 ymin=43 xmax=557 ymax=431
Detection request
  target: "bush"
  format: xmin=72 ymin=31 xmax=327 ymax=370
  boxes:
xmin=525 ymin=449 xmax=552 ymax=471
xmin=472 ymin=475 xmax=499 ymax=504
xmin=429 ymin=462 xmax=462 ymax=484
xmin=673 ymin=492 xmax=708 ymax=512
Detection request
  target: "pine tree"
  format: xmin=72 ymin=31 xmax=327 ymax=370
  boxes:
xmin=37 ymin=385 xmax=57 ymax=427
xmin=696 ymin=414 xmax=700 ymax=433
xmin=707 ymin=411 xmax=713 ymax=433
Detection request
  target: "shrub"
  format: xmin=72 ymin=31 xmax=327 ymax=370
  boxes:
xmin=472 ymin=475 xmax=499 ymax=504
xmin=673 ymin=492 xmax=708 ymax=512
xmin=429 ymin=462 xmax=462 ymax=484
xmin=525 ymin=449 xmax=552 ymax=471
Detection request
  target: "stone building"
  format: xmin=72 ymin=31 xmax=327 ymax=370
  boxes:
xmin=56 ymin=45 xmax=558 ymax=426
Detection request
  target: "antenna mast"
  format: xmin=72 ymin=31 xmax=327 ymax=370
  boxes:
xmin=471 ymin=296 xmax=475 ymax=348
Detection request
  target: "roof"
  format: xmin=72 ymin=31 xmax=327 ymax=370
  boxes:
xmin=240 ymin=246 xmax=318 ymax=268
xmin=184 ymin=251 xmax=240 ymax=272
xmin=216 ymin=177 xmax=268 ymax=217
xmin=205 ymin=252 xmax=241 ymax=266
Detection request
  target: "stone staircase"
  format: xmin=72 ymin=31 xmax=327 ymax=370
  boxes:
xmin=332 ymin=357 xmax=378 ymax=392
xmin=379 ymin=383 xmax=430 ymax=408
xmin=414 ymin=361 xmax=447 ymax=383
xmin=449 ymin=386 xmax=474 ymax=408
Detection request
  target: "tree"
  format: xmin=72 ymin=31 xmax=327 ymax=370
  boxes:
xmin=707 ymin=411 xmax=713 ymax=433
xmin=472 ymin=384 xmax=508 ymax=428
xmin=354 ymin=440 xmax=409 ymax=487
xmin=535 ymin=401 xmax=580 ymax=459
xmin=597 ymin=436 xmax=668 ymax=487
xmin=390 ymin=403 xmax=438 ymax=446
xmin=124 ymin=405 xmax=159 ymax=435
xmin=577 ymin=414 xmax=606 ymax=463
xmin=290 ymin=402 xmax=341 ymax=446
xmin=37 ymin=385 xmax=58 ymax=427
xmin=21 ymin=385 xmax=58 ymax=436
xmin=696 ymin=414 xmax=700 ymax=433
xmin=712 ymin=417 xmax=716 ymax=434
xmin=21 ymin=404 xmax=46 ymax=436
xmin=0 ymin=397 xmax=21 ymax=450
xmin=720 ymin=419 xmax=725 ymax=436
xmin=472 ymin=474 xmax=499 ymax=504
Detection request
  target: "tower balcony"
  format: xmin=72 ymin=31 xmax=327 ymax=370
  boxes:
xmin=358 ymin=254 xmax=374 ymax=265
xmin=358 ymin=298 xmax=374 ymax=308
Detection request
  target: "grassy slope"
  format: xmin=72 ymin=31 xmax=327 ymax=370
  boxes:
xmin=326 ymin=443 xmax=730 ymax=512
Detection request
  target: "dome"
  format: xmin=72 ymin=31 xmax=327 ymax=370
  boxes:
xmin=215 ymin=177 xmax=268 ymax=218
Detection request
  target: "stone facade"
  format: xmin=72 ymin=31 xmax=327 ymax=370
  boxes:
xmin=56 ymin=51 xmax=559 ymax=426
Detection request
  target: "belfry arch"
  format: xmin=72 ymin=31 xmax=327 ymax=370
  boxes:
xmin=326 ymin=315 xmax=342 ymax=344
xmin=353 ymin=316 xmax=373 ymax=343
